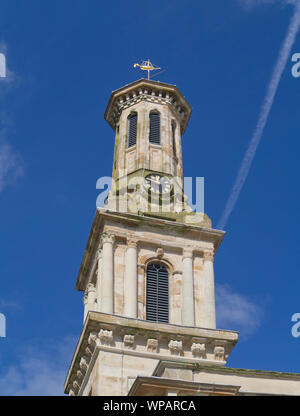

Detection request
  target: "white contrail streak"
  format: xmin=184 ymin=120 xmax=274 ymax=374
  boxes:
xmin=217 ymin=2 xmax=300 ymax=230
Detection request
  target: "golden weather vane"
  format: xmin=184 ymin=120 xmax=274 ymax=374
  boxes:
xmin=133 ymin=59 xmax=162 ymax=80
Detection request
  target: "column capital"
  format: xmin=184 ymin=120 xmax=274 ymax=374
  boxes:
xmin=203 ymin=249 xmax=215 ymax=262
xmin=87 ymin=282 xmax=96 ymax=293
xmin=101 ymin=232 xmax=115 ymax=245
xmin=183 ymin=247 xmax=193 ymax=259
xmin=127 ymin=237 xmax=138 ymax=248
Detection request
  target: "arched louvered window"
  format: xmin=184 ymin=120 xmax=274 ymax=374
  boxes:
xmin=172 ymin=121 xmax=177 ymax=157
xmin=146 ymin=263 xmax=169 ymax=323
xmin=149 ymin=112 xmax=161 ymax=145
xmin=128 ymin=113 xmax=137 ymax=148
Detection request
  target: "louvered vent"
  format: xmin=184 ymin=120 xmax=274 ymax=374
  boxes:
xmin=146 ymin=263 xmax=169 ymax=323
xmin=149 ymin=112 xmax=161 ymax=144
xmin=128 ymin=113 xmax=137 ymax=148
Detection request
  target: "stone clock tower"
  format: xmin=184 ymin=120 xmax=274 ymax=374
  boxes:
xmin=64 ymin=79 xmax=300 ymax=396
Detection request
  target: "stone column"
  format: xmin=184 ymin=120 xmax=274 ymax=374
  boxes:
xmin=83 ymin=282 xmax=96 ymax=323
xmin=182 ymin=248 xmax=195 ymax=326
xmin=100 ymin=233 xmax=115 ymax=314
xmin=96 ymin=247 xmax=102 ymax=312
xmin=124 ymin=238 xmax=138 ymax=318
xmin=203 ymin=249 xmax=216 ymax=329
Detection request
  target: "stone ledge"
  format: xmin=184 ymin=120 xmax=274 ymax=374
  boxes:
xmin=154 ymin=360 xmax=300 ymax=381
xmin=64 ymin=312 xmax=238 ymax=396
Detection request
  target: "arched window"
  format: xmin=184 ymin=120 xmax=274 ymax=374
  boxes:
xmin=128 ymin=113 xmax=137 ymax=148
xmin=146 ymin=263 xmax=169 ymax=323
xmin=149 ymin=111 xmax=161 ymax=145
xmin=171 ymin=120 xmax=177 ymax=157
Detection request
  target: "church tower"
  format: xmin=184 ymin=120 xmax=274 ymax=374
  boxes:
xmin=64 ymin=76 xmax=300 ymax=396
xmin=64 ymin=77 xmax=240 ymax=396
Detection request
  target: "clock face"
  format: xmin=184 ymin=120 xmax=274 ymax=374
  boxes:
xmin=144 ymin=174 xmax=171 ymax=194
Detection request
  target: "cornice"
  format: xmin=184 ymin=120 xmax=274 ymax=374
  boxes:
xmin=104 ymin=79 xmax=192 ymax=134
xmin=64 ymin=312 xmax=238 ymax=396
xmin=75 ymin=208 xmax=225 ymax=291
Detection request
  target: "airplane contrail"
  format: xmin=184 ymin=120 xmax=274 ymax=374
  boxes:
xmin=217 ymin=1 xmax=300 ymax=230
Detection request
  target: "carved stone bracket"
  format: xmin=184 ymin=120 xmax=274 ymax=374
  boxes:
xmin=88 ymin=331 xmax=98 ymax=348
xmin=79 ymin=356 xmax=89 ymax=372
xmin=85 ymin=346 xmax=93 ymax=357
xmin=214 ymin=345 xmax=225 ymax=361
xmin=99 ymin=329 xmax=113 ymax=346
xmin=191 ymin=343 xmax=206 ymax=358
xmin=123 ymin=334 xmax=135 ymax=349
xmin=73 ymin=380 xmax=80 ymax=392
xmin=76 ymin=370 xmax=84 ymax=380
xmin=147 ymin=338 xmax=158 ymax=353
xmin=168 ymin=340 xmax=183 ymax=356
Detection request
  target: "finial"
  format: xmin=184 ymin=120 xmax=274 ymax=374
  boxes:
xmin=133 ymin=59 xmax=161 ymax=80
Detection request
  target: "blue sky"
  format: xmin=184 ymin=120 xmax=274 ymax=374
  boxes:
xmin=0 ymin=0 xmax=300 ymax=395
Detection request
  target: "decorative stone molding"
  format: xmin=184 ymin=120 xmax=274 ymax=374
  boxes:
xmin=76 ymin=370 xmax=83 ymax=380
xmin=85 ymin=346 xmax=93 ymax=357
xmin=123 ymin=334 xmax=135 ymax=349
xmin=87 ymin=282 xmax=96 ymax=293
xmin=79 ymin=356 xmax=89 ymax=372
xmin=147 ymin=338 xmax=158 ymax=353
xmin=99 ymin=329 xmax=113 ymax=346
xmin=156 ymin=247 xmax=164 ymax=258
xmin=73 ymin=380 xmax=80 ymax=392
xmin=68 ymin=330 xmax=100 ymax=397
xmin=88 ymin=331 xmax=98 ymax=347
xmin=100 ymin=232 xmax=115 ymax=245
xmin=191 ymin=343 xmax=206 ymax=358
xmin=182 ymin=247 xmax=193 ymax=259
xmin=127 ymin=238 xmax=138 ymax=248
xmin=172 ymin=270 xmax=183 ymax=276
xmin=203 ymin=249 xmax=215 ymax=262
xmin=65 ymin=313 xmax=239 ymax=396
xmin=214 ymin=345 xmax=225 ymax=361
xmin=104 ymin=80 xmax=192 ymax=134
xmin=168 ymin=340 xmax=183 ymax=356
